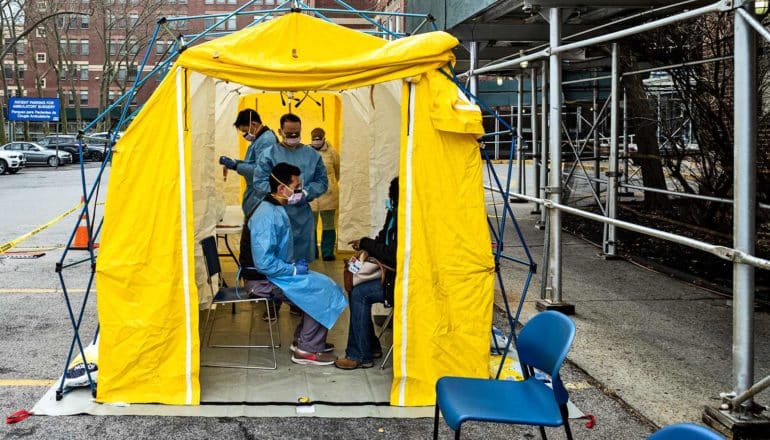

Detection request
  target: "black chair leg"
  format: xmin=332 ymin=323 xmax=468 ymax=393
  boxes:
xmin=433 ymin=405 xmax=440 ymax=440
xmin=538 ymin=426 xmax=548 ymax=440
xmin=560 ymin=405 xmax=574 ymax=440
xmin=454 ymin=425 xmax=461 ymax=440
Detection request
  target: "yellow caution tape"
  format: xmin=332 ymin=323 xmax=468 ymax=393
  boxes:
xmin=0 ymin=200 xmax=84 ymax=255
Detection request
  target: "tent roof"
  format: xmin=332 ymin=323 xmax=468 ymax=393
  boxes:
xmin=176 ymin=12 xmax=460 ymax=91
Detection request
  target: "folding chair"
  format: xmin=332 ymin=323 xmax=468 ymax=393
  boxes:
xmin=200 ymin=236 xmax=280 ymax=370
xmin=376 ymin=307 xmax=394 ymax=370
xmin=648 ymin=423 xmax=724 ymax=440
xmin=433 ymin=311 xmax=576 ymax=440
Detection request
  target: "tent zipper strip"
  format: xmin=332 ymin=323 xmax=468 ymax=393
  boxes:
xmin=398 ymin=81 xmax=416 ymax=406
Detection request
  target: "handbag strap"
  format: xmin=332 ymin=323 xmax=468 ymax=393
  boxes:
xmin=365 ymin=256 xmax=394 ymax=285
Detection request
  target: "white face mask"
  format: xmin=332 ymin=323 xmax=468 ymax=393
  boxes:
xmin=244 ymin=132 xmax=257 ymax=142
xmin=284 ymin=137 xmax=300 ymax=147
xmin=311 ymin=140 xmax=324 ymax=149
xmin=287 ymin=192 xmax=304 ymax=205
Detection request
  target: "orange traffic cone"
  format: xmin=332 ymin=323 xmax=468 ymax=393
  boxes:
xmin=71 ymin=198 xmax=99 ymax=250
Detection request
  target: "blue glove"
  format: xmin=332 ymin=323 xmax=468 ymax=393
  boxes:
xmin=294 ymin=259 xmax=308 ymax=275
xmin=219 ymin=155 xmax=239 ymax=170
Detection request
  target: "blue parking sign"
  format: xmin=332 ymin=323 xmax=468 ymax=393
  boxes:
xmin=8 ymin=97 xmax=61 ymax=122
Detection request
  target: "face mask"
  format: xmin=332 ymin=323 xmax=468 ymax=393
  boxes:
xmin=284 ymin=137 xmax=300 ymax=147
xmin=311 ymin=140 xmax=324 ymax=149
xmin=385 ymin=198 xmax=393 ymax=211
xmin=243 ymin=132 xmax=256 ymax=142
xmin=287 ymin=191 xmax=304 ymax=205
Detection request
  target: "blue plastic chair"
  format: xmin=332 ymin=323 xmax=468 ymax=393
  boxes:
xmin=433 ymin=310 xmax=576 ymax=440
xmin=648 ymin=423 xmax=725 ymax=440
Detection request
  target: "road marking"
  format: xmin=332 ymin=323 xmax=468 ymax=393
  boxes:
xmin=0 ymin=288 xmax=87 ymax=294
xmin=0 ymin=200 xmax=83 ymax=255
xmin=0 ymin=379 xmax=55 ymax=387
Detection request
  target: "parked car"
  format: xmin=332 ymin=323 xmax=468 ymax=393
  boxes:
xmin=37 ymin=135 xmax=106 ymax=162
xmin=0 ymin=147 xmax=26 ymax=174
xmin=1 ymin=141 xmax=73 ymax=167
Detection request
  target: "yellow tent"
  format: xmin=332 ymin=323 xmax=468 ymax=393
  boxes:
xmin=95 ymin=12 xmax=494 ymax=407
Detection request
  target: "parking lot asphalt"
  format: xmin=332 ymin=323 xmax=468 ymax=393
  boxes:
xmin=0 ymin=163 xmax=707 ymax=439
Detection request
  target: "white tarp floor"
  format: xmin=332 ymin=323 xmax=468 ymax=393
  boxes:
xmin=32 ymin=259 xmax=582 ymax=419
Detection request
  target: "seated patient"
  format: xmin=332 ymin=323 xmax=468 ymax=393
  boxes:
xmin=335 ymin=177 xmax=398 ymax=370
xmin=245 ymin=162 xmax=348 ymax=366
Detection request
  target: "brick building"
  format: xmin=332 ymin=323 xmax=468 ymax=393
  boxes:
xmin=1 ymin=0 xmax=409 ymax=135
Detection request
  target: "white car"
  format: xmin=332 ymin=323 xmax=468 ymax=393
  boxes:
xmin=0 ymin=148 xmax=26 ymax=174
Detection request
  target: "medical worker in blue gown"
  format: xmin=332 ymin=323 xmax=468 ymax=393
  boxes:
xmin=248 ymin=162 xmax=347 ymax=366
xmin=253 ymin=113 xmax=329 ymax=320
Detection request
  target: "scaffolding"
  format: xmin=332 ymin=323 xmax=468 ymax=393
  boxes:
xmin=462 ymin=0 xmax=770 ymax=434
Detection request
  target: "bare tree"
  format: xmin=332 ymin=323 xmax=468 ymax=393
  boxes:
xmin=623 ymin=11 xmax=770 ymax=230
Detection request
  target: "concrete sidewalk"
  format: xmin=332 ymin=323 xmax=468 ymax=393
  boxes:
xmin=492 ymin=200 xmax=770 ymax=431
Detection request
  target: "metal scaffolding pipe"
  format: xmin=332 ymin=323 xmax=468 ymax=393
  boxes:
xmin=469 ymin=41 xmax=478 ymax=104
xmin=502 ymin=191 xmax=770 ymax=271
xmin=737 ymin=7 xmax=770 ymax=43
xmin=623 ymin=88 xmax=629 ymax=185
xmin=605 ymin=43 xmax=619 ymax=257
xmin=593 ymin=76 xmax=600 ymax=195
xmin=732 ymin=0 xmax=757 ymax=412
xmin=531 ymin=66 xmax=541 ymax=214
xmin=517 ymin=74 xmax=525 ymax=194
xmin=539 ymin=62 xmax=548 ymax=229
xmin=547 ymin=7 xmax=564 ymax=304
xmin=471 ymin=0 xmax=726 ymax=76
xmin=561 ymin=55 xmax=734 ymax=85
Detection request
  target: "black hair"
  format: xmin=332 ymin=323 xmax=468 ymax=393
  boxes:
xmin=270 ymin=162 xmax=301 ymax=194
xmin=279 ymin=113 xmax=302 ymax=128
xmin=233 ymin=109 xmax=262 ymax=127
xmin=389 ymin=177 xmax=399 ymax=205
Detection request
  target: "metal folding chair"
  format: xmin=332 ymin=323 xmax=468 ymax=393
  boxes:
xmin=200 ymin=236 xmax=280 ymax=370
xmin=377 ymin=307 xmax=394 ymax=370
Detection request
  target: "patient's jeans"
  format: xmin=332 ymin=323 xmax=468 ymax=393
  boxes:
xmin=345 ymin=279 xmax=384 ymax=363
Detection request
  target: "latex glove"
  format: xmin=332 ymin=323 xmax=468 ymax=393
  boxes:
xmin=293 ymin=259 xmax=309 ymax=275
xmin=219 ymin=155 xmax=239 ymax=170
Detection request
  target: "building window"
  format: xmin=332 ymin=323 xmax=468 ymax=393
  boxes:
xmin=179 ymin=0 xmax=187 ymax=4
xmin=16 ymin=41 xmax=25 ymax=55
xmin=36 ymin=27 xmax=46 ymax=38
xmin=38 ymin=78 xmax=46 ymax=89
xmin=227 ymin=17 xmax=236 ymax=30
xmin=80 ymin=90 xmax=88 ymax=105
xmin=59 ymin=39 xmax=67 ymax=53
xmin=129 ymin=14 xmax=138 ymax=27
xmin=60 ymin=68 xmax=67 ymax=80
xmin=205 ymin=0 xmax=213 ymax=3
xmin=216 ymin=0 xmax=225 ymax=4
xmin=216 ymin=18 xmax=226 ymax=31
xmin=204 ymin=17 xmax=216 ymax=29
xmin=108 ymin=90 xmax=115 ymax=101
xmin=117 ymin=66 xmax=127 ymax=80
xmin=155 ymin=40 xmax=164 ymax=54
xmin=128 ymin=65 xmax=138 ymax=80
xmin=69 ymin=15 xmax=79 ymax=28
xmin=36 ymin=52 xmax=46 ymax=63
xmin=81 ymin=15 xmax=89 ymax=29
xmin=69 ymin=40 xmax=78 ymax=54
xmin=81 ymin=40 xmax=89 ymax=55
xmin=80 ymin=65 xmax=88 ymax=80
xmin=68 ymin=91 xmax=76 ymax=105
xmin=17 ymin=65 xmax=25 ymax=79
xmin=227 ymin=0 xmax=236 ymax=4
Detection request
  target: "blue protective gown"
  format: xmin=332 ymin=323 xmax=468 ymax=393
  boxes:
xmin=253 ymin=143 xmax=328 ymax=262
xmin=249 ymin=198 xmax=347 ymax=329
xmin=235 ymin=127 xmax=278 ymax=217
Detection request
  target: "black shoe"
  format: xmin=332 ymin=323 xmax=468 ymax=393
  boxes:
xmin=322 ymin=255 xmax=336 ymax=261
